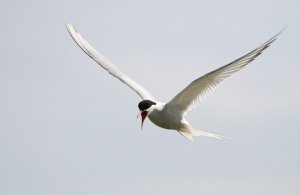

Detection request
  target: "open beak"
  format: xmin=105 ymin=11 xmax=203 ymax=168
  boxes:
xmin=137 ymin=111 xmax=148 ymax=129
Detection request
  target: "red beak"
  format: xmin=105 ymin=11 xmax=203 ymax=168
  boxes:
xmin=140 ymin=111 xmax=148 ymax=129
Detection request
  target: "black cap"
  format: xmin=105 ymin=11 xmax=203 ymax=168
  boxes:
xmin=138 ymin=100 xmax=156 ymax=111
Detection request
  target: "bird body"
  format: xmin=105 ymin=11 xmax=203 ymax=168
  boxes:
xmin=65 ymin=21 xmax=281 ymax=141
xmin=147 ymin=103 xmax=225 ymax=140
xmin=148 ymin=102 xmax=183 ymax=130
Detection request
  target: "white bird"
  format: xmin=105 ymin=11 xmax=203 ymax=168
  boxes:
xmin=65 ymin=21 xmax=280 ymax=141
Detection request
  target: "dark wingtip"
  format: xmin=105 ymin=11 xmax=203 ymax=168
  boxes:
xmin=269 ymin=27 xmax=286 ymax=43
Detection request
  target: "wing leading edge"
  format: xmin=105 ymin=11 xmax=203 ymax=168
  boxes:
xmin=167 ymin=31 xmax=282 ymax=113
xmin=65 ymin=21 xmax=155 ymax=101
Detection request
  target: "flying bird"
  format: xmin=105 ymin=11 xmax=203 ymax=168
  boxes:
xmin=65 ymin=21 xmax=280 ymax=141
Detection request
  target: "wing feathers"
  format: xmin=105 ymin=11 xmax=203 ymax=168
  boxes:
xmin=65 ymin=21 xmax=155 ymax=101
xmin=167 ymin=31 xmax=281 ymax=113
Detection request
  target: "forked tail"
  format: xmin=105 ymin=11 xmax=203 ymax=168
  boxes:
xmin=178 ymin=126 xmax=229 ymax=141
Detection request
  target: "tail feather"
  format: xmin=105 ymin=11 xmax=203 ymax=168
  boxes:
xmin=179 ymin=126 xmax=229 ymax=141
xmin=178 ymin=131 xmax=194 ymax=141
xmin=190 ymin=128 xmax=228 ymax=139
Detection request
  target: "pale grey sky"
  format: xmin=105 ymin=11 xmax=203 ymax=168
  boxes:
xmin=0 ymin=0 xmax=299 ymax=195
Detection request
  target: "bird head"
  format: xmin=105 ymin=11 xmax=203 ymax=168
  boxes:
xmin=137 ymin=100 xmax=156 ymax=129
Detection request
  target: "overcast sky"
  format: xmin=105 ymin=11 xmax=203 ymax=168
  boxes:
xmin=0 ymin=0 xmax=299 ymax=195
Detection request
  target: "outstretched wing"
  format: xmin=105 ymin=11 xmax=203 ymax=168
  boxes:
xmin=65 ymin=21 xmax=155 ymax=101
xmin=167 ymin=31 xmax=281 ymax=114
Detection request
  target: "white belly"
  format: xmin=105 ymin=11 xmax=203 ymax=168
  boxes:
xmin=148 ymin=106 xmax=185 ymax=130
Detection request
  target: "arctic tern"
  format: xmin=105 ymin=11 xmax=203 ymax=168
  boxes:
xmin=65 ymin=21 xmax=280 ymax=141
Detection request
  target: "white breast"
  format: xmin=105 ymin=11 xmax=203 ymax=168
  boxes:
xmin=148 ymin=103 xmax=185 ymax=130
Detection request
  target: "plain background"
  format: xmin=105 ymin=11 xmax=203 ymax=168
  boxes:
xmin=0 ymin=0 xmax=299 ymax=194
